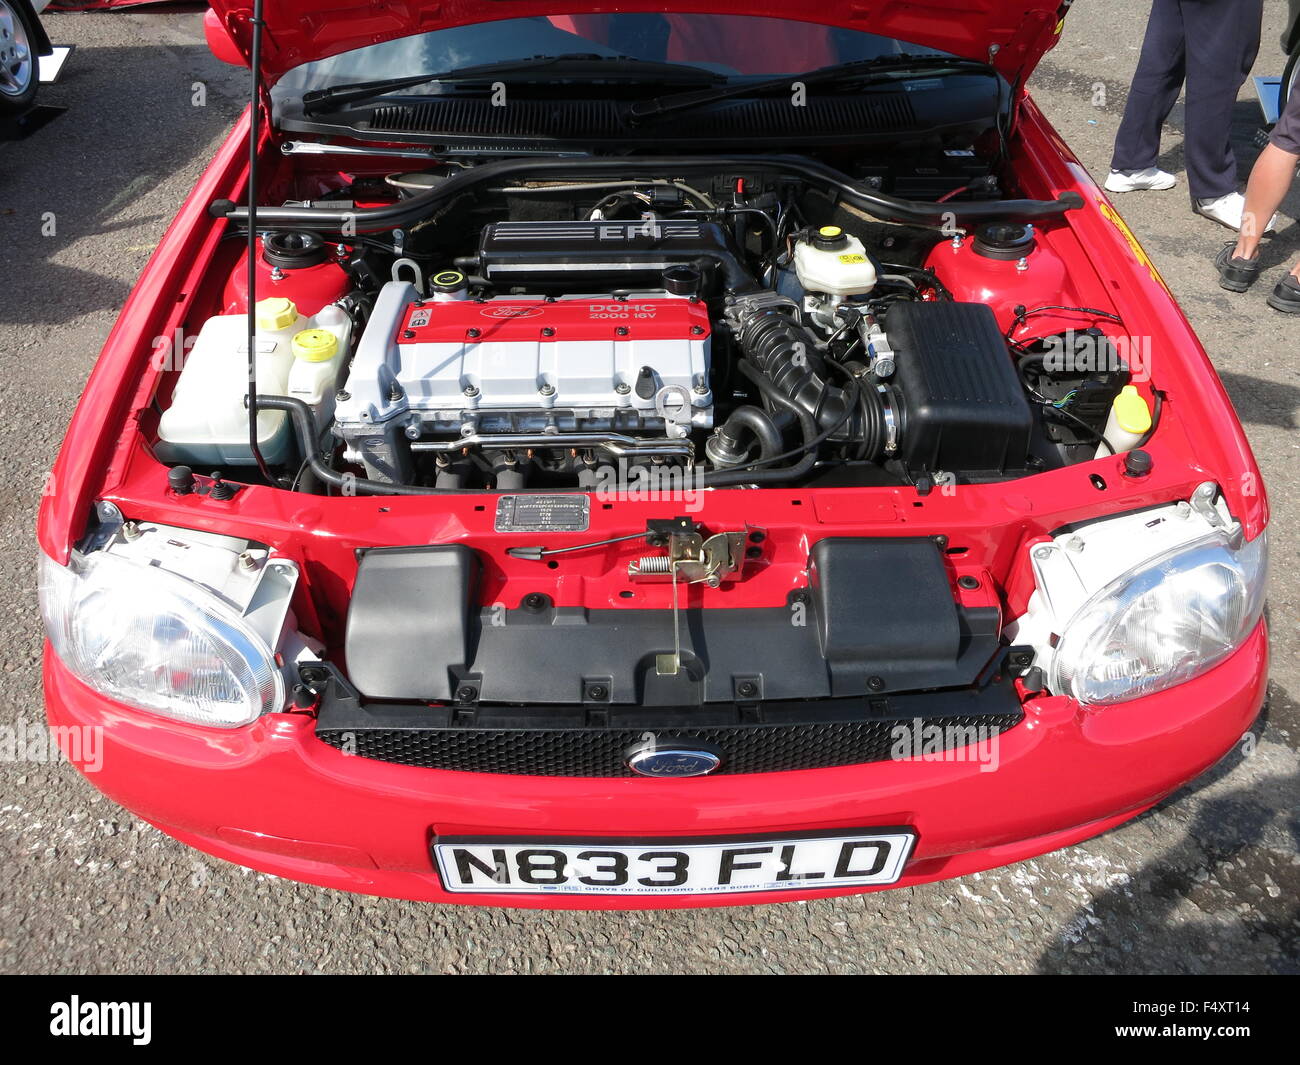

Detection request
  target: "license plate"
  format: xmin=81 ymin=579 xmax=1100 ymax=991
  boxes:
xmin=433 ymin=828 xmax=917 ymax=896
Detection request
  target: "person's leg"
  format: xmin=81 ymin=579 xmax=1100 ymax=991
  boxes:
xmin=1110 ymin=0 xmax=1186 ymax=174
xmin=1232 ymin=144 xmax=1299 ymax=260
xmin=1216 ymin=76 xmax=1300 ymax=298
xmin=1181 ymin=0 xmax=1263 ymax=202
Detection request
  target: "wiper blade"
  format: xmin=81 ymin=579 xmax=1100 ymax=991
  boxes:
xmin=627 ymin=54 xmax=994 ymax=122
xmin=301 ymin=54 xmax=726 ymax=115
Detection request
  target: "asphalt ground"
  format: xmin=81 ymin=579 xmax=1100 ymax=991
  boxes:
xmin=0 ymin=3 xmax=1296 ymax=974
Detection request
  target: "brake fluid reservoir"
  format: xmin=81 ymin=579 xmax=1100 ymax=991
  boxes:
xmin=794 ymin=226 xmax=877 ymax=299
xmin=156 ymin=297 xmax=312 ymax=467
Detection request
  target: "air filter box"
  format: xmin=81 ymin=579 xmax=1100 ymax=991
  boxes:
xmin=886 ymin=300 xmax=1032 ymax=479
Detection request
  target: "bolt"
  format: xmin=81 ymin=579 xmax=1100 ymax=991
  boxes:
xmin=1033 ymin=545 xmax=1053 ymax=561
xmin=615 ymin=326 xmax=630 ymax=336
xmin=121 ymin=520 xmax=142 ymax=542
xmin=523 ymin=593 xmax=547 ymax=610
xmin=463 ymin=385 xmax=480 ymax=398
xmin=539 ymin=383 xmax=555 ymax=396
xmin=1016 ymin=257 xmax=1029 ymax=272
xmin=336 ymin=390 xmax=350 ymax=403
xmin=237 ymin=551 xmax=259 ymax=572
xmin=403 ymin=329 xmax=416 ymax=339
xmin=951 ymin=234 xmax=963 ymax=249
xmin=269 ymin=266 xmax=285 ymax=282
xmin=867 ymin=676 xmax=886 ymax=692
xmin=691 ymin=325 xmax=705 ymax=336
xmin=957 ymin=575 xmax=980 ymax=590
xmin=466 ymin=327 xmax=481 ymax=339
xmin=693 ymin=383 xmax=709 ymax=395
xmin=1065 ymin=536 xmax=1085 ymax=553
xmin=404 ymin=423 xmax=421 ymax=440
xmin=737 ymin=681 xmax=758 ymax=699
xmin=586 ymin=684 xmax=609 ymax=701
xmin=455 ymin=686 xmax=477 ymax=702
xmin=615 ymin=382 xmax=631 ymax=395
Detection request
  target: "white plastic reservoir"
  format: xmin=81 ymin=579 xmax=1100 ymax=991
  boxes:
xmin=794 ymin=225 xmax=878 ymax=300
xmin=156 ymin=297 xmax=351 ymax=467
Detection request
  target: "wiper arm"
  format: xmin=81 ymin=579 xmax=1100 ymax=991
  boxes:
xmin=301 ymin=54 xmax=726 ymax=115
xmin=627 ymin=54 xmax=994 ymax=122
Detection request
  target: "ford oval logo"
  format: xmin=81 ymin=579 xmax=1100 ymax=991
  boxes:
xmin=625 ymin=740 xmax=722 ymax=778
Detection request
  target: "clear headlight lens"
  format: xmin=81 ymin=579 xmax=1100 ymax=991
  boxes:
xmin=1050 ymin=529 xmax=1267 ymax=706
xmin=39 ymin=549 xmax=284 ymax=727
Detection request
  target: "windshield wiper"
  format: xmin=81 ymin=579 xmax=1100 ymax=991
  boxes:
xmin=627 ymin=54 xmax=996 ymax=123
xmin=301 ymin=54 xmax=727 ymax=115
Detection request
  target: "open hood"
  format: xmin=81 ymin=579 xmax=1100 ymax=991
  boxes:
xmin=206 ymin=1 xmax=1071 ymax=84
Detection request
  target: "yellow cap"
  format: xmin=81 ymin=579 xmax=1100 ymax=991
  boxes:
xmin=292 ymin=328 xmax=339 ymax=363
xmin=818 ymin=225 xmax=844 ymax=238
xmin=1113 ymin=385 xmax=1152 ymax=435
xmin=255 ymin=296 xmax=299 ymax=332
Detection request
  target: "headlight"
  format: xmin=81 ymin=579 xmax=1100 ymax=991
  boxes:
xmin=1049 ymin=528 xmax=1267 ymax=706
xmin=39 ymin=548 xmax=285 ymax=728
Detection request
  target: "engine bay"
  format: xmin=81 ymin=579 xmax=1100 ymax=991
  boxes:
xmin=151 ymin=153 xmax=1153 ymax=497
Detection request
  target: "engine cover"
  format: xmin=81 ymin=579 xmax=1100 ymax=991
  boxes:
xmin=333 ymin=282 xmax=714 ymax=480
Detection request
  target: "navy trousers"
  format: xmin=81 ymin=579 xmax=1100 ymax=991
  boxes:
xmin=1111 ymin=0 xmax=1264 ymax=200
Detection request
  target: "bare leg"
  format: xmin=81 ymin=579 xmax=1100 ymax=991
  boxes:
xmin=1233 ymin=144 xmax=1300 ymax=259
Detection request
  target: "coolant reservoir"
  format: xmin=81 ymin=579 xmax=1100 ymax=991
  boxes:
xmin=794 ymin=226 xmax=877 ymax=299
xmin=287 ymin=304 xmax=352 ymax=430
xmin=156 ymin=298 xmax=350 ymax=467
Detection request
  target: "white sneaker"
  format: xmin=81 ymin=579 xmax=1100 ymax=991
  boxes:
xmin=1104 ymin=167 xmax=1178 ymax=192
xmin=1194 ymin=191 xmax=1278 ymax=234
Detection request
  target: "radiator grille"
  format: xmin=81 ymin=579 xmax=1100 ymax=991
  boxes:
xmin=316 ymin=712 xmax=1022 ymax=777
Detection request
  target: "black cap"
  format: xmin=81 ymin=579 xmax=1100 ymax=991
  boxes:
xmin=167 ymin=465 xmax=195 ymax=496
xmin=973 ymin=222 xmax=1036 ymax=261
xmin=1123 ymin=449 xmax=1153 ymax=478
xmin=662 ymin=264 xmax=701 ymax=297
xmin=430 ymin=269 xmax=467 ymax=293
xmin=262 ymin=230 xmax=329 ymax=269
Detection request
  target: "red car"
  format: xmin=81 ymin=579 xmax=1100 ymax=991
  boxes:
xmin=38 ymin=1 xmax=1268 ymax=908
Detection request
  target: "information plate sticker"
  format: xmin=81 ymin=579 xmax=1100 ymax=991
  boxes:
xmin=495 ymin=495 xmax=590 ymax=534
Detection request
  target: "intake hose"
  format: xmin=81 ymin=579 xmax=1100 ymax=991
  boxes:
xmin=705 ymin=405 xmax=784 ymax=467
xmin=255 ymin=394 xmax=468 ymax=495
xmin=702 ymin=365 xmax=820 ymax=486
xmin=737 ymin=310 xmax=888 ymax=462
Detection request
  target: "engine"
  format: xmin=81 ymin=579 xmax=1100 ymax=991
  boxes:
xmin=334 ymin=281 xmax=714 ymax=484
xmin=157 ymin=161 xmax=1141 ymax=496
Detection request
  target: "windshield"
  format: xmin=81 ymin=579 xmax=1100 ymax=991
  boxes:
xmin=272 ymin=13 xmax=951 ymax=102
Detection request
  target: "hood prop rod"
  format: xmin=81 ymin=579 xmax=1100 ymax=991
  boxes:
xmin=245 ymin=0 xmax=274 ymax=485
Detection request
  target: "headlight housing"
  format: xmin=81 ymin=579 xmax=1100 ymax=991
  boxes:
xmin=1049 ymin=528 xmax=1267 ymax=705
xmin=39 ymin=548 xmax=285 ymax=728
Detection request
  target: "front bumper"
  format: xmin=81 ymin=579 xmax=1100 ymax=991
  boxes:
xmin=43 ymin=621 xmax=1267 ymax=909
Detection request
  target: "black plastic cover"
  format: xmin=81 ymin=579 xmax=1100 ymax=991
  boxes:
xmin=887 ymin=300 xmax=1032 ymax=477
xmin=477 ymin=219 xmax=734 ymax=288
xmin=343 ymin=538 xmax=999 ymax=705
